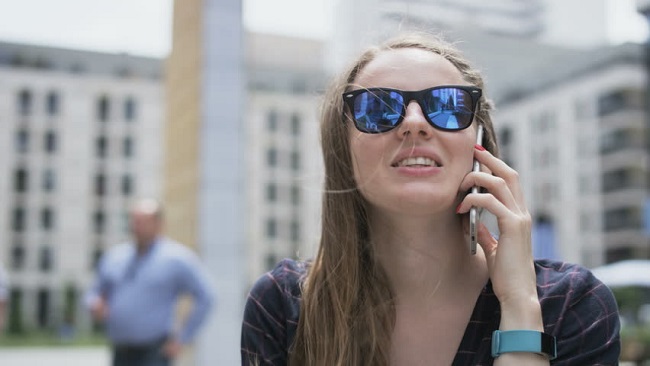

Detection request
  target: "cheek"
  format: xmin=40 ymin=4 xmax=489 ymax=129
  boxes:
xmin=349 ymin=134 xmax=388 ymax=184
xmin=454 ymin=142 xmax=477 ymax=180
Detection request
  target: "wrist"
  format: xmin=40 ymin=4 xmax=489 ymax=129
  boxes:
xmin=499 ymin=296 xmax=543 ymax=331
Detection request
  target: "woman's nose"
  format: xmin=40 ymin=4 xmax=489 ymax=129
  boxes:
xmin=397 ymin=100 xmax=433 ymax=137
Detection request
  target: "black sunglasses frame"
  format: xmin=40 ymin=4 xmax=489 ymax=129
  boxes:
xmin=342 ymin=85 xmax=482 ymax=134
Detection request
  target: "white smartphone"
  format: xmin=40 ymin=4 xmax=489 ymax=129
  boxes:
xmin=469 ymin=124 xmax=484 ymax=255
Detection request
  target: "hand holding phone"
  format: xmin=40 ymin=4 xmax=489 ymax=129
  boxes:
xmin=469 ymin=124 xmax=484 ymax=255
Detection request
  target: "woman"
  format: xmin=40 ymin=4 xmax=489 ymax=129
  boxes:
xmin=241 ymin=32 xmax=620 ymax=365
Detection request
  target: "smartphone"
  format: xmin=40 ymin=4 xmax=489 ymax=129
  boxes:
xmin=469 ymin=124 xmax=484 ymax=255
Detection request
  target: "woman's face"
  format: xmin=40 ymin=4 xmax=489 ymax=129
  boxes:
xmin=349 ymin=48 xmax=478 ymax=217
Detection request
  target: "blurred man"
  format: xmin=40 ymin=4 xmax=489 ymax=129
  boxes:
xmin=86 ymin=198 xmax=214 ymax=366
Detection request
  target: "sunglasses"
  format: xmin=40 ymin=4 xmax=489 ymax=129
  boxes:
xmin=342 ymin=85 xmax=482 ymax=134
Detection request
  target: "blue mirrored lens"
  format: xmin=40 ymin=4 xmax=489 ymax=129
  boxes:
xmin=353 ymin=90 xmax=404 ymax=133
xmin=424 ymin=88 xmax=473 ymax=130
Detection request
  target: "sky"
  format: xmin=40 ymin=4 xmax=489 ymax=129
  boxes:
xmin=0 ymin=0 xmax=645 ymax=58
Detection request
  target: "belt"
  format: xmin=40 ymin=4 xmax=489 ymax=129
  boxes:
xmin=114 ymin=335 xmax=168 ymax=353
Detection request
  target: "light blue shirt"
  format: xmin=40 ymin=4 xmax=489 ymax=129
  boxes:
xmin=86 ymin=237 xmax=214 ymax=344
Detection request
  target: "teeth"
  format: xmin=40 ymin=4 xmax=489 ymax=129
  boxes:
xmin=397 ymin=157 xmax=437 ymax=167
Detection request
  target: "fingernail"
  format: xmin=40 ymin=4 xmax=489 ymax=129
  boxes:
xmin=455 ymin=203 xmax=462 ymax=213
xmin=474 ymin=144 xmax=486 ymax=151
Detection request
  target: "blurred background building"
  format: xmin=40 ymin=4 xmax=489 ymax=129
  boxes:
xmin=495 ymin=42 xmax=649 ymax=266
xmin=328 ymin=0 xmax=611 ymax=72
xmin=327 ymin=0 xmax=650 ymax=268
xmin=1 ymin=0 xmax=650 ymax=364
xmin=0 ymin=42 xmax=163 ymax=333
xmin=244 ymin=32 xmax=325 ymax=283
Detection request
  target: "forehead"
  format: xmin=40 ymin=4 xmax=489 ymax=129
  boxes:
xmin=131 ymin=209 xmax=157 ymax=221
xmin=353 ymin=48 xmax=466 ymax=90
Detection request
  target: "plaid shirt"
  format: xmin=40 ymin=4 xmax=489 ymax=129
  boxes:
xmin=241 ymin=259 xmax=620 ymax=365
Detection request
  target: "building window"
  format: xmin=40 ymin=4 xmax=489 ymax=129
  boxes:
xmin=291 ymin=185 xmax=300 ymax=205
xmin=605 ymin=246 xmax=635 ymax=263
xmin=92 ymin=247 xmax=104 ymax=269
xmin=121 ymin=175 xmax=133 ymax=196
xmin=95 ymin=174 xmax=106 ymax=196
xmin=39 ymin=247 xmax=53 ymax=272
xmin=9 ymin=288 xmax=23 ymax=332
xmin=600 ymin=128 xmax=641 ymax=154
xmin=267 ymin=110 xmax=278 ymax=131
xmin=11 ymin=245 xmax=25 ymax=270
xmin=291 ymin=113 xmax=301 ymax=136
xmin=266 ymin=218 xmax=277 ymax=238
xmin=96 ymin=136 xmax=108 ymax=158
xmin=18 ymin=89 xmax=32 ymax=116
xmin=123 ymin=137 xmax=134 ymax=157
xmin=266 ymin=183 xmax=277 ymax=202
xmin=15 ymin=129 xmax=29 ymax=153
xmin=14 ymin=168 xmax=28 ymax=193
xmin=291 ymin=151 xmax=300 ymax=171
xmin=267 ymin=148 xmax=278 ymax=167
xmin=41 ymin=207 xmax=54 ymax=230
xmin=121 ymin=211 xmax=130 ymax=234
xmin=43 ymin=169 xmax=56 ymax=192
xmin=93 ymin=211 xmax=105 ymax=234
xmin=46 ymin=91 xmax=60 ymax=116
xmin=12 ymin=207 xmax=26 ymax=232
xmin=44 ymin=131 xmax=57 ymax=153
xmin=598 ymin=88 xmax=644 ymax=117
xmin=37 ymin=288 xmax=50 ymax=327
xmin=265 ymin=253 xmax=278 ymax=270
xmin=290 ymin=220 xmax=300 ymax=242
xmin=604 ymin=207 xmax=640 ymax=231
xmin=602 ymin=169 xmax=635 ymax=193
xmin=97 ymin=96 xmax=110 ymax=122
xmin=124 ymin=97 xmax=137 ymax=121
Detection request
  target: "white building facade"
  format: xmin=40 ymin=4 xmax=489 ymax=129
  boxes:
xmin=0 ymin=42 xmax=163 ymax=333
xmin=244 ymin=33 xmax=326 ymax=285
xmin=494 ymin=43 xmax=649 ymax=267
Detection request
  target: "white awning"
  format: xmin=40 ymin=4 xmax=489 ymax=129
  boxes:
xmin=591 ymin=260 xmax=650 ymax=288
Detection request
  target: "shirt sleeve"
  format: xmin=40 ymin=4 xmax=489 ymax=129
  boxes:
xmin=84 ymin=254 xmax=109 ymax=310
xmin=539 ymin=262 xmax=621 ymax=365
xmin=241 ymin=260 xmax=300 ymax=366
xmin=176 ymin=251 xmax=215 ymax=344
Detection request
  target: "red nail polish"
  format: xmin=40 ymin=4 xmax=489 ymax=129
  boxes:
xmin=456 ymin=203 xmax=462 ymax=213
xmin=474 ymin=144 xmax=485 ymax=151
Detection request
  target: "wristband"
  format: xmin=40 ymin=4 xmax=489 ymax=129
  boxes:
xmin=491 ymin=330 xmax=557 ymax=360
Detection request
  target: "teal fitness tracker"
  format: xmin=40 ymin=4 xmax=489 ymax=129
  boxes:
xmin=491 ymin=330 xmax=557 ymax=360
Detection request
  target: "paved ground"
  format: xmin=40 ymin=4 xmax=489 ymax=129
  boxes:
xmin=0 ymin=346 xmax=110 ymax=366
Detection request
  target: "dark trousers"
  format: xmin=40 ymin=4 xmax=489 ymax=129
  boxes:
xmin=112 ymin=337 xmax=170 ymax=366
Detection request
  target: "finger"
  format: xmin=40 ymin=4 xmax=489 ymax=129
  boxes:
xmin=457 ymin=193 xmax=531 ymax=242
xmin=472 ymin=147 xmax=526 ymax=208
xmin=457 ymin=192 xmax=512 ymax=220
xmin=459 ymin=172 xmax=519 ymax=213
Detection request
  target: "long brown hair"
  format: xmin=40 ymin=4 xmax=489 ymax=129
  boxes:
xmin=289 ymin=32 xmax=498 ymax=366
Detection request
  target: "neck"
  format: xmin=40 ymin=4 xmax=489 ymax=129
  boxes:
xmin=370 ymin=210 xmax=488 ymax=305
xmin=135 ymin=237 xmax=157 ymax=254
